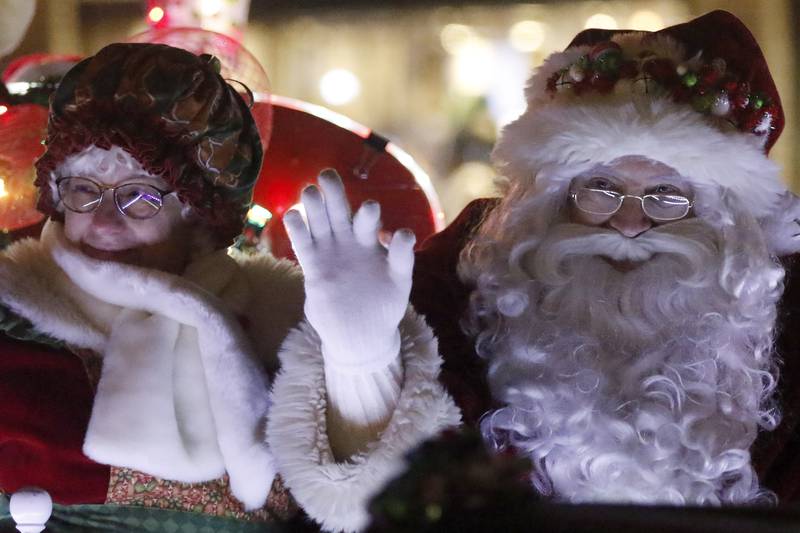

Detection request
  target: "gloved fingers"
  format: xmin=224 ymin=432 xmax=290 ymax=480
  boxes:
xmin=284 ymin=209 xmax=314 ymax=268
xmin=353 ymin=200 xmax=381 ymax=248
xmin=317 ymin=169 xmax=352 ymax=234
xmin=387 ymin=228 xmax=416 ymax=281
xmin=301 ymin=185 xmax=332 ymax=241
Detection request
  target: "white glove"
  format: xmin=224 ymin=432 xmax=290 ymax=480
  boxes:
xmin=284 ymin=169 xmax=415 ymax=372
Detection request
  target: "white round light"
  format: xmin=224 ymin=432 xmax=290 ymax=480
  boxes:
xmin=629 ymin=10 xmax=665 ymax=31
xmin=584 ymin=13 xmax=618 ymax=30
xmin=450 ymin=38 xmax=493 ymax=96
xmin=440 ymin=23 xmax=475 ymax=55
xmin=147 ymin=6 xmax=165 ymax=23
xmin=319 ymin=69 xmax=361 ymax=106
xmin=509 ymin=20 xmax=546 ymax=52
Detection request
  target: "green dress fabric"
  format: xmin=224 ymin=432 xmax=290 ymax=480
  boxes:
xmin=0 ymin=495 xmax=288 ymax=533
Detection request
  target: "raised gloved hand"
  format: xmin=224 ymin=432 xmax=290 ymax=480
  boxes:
xmin=284 ymin=169 xmax=415 ymax=372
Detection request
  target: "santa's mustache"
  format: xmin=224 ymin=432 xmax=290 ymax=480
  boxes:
xmin=521 ymin=219 xmax=720 ymax=285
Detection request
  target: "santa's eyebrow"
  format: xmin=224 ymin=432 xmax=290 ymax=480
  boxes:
xmin=647 ymin=177 xmax=692 ymax=192
xmin=645 ymin=182 xmax=684 ymax=192
xmin=573 ymin=169 xmax=619 ymax=182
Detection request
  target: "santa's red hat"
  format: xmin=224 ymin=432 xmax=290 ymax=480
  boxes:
xmin=492 ymin=10 xmax=785 ymax=218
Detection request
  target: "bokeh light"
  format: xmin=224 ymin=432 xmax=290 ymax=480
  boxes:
xmin=585 ymin=13 xmax=618 ymax=30
xmin=629 ymin=10 xmax=665 ymax=31
xmin=509 ymin=20 xmax=546 ymax=53
xmin=319 ymin=68 xmax=362 ymax=106
xmin=450 ymin=37 xmax=493 ymax=96
xmin=440 ymin=23 xmax=475 ymax=55
xmin=147 ymin=7 xmax=164 ymax=23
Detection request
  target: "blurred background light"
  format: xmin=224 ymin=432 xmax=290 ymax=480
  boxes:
xmin=319 ymin=68 xmax=361 ymax=106
xmin=508 ymin=20 xmax=545 ymax=53
xmin=449 ymin=37 xmax=493 ymax=96
xmin=584 ymin=13 xmax=618 ymax=29
xmin=485 ymin=45 xmax=528 ymax=129
xmin=629 ymin=10 xmax=665 ymax=31
xmin=440 ymin=23 xmax=475 ymax=55
xmin=246 ymin=203 xmax=272 ymax=228
xmin=147 ymin=6 xmax=165 ymax=24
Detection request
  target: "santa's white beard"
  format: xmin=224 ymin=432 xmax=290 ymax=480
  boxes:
xmin=463 ymin=216 xmax=783 ymax=505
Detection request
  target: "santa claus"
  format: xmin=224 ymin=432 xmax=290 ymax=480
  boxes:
xmin=275 ymin=10 xmax=800 ymax=530
xmin=408 ymin=10 xmax=800 ymax=506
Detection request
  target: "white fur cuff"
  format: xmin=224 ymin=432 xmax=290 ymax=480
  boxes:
xmin=267 ymin=307 xmax=462 ymax=533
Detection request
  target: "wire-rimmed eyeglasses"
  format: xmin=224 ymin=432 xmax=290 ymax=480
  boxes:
xmin=56 ymin=176 xmax=174 ymax=220
xmin=570 ymin=188 xmax=693 ymax=222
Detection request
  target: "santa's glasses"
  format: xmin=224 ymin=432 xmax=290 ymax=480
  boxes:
xmin=571 ymin=188 xmax=693 ymax=221
xmin=56 ymin=176 xmax=173 ymax=220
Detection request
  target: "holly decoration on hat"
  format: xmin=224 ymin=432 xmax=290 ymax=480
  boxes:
xmin=554 ymin=42 xmax=639 ymax=95
xmin=590 ymin=42 xmax=623 ymax=74
xmin=546 ymin=41 xmax=776 ymax=139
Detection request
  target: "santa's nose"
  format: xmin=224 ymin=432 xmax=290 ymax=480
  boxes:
xmin=607 ymin=197 xmax=652 ymax=238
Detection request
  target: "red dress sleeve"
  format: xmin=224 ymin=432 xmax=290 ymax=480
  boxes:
xmin=0 ymin=333 xmax=109 ymax=503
